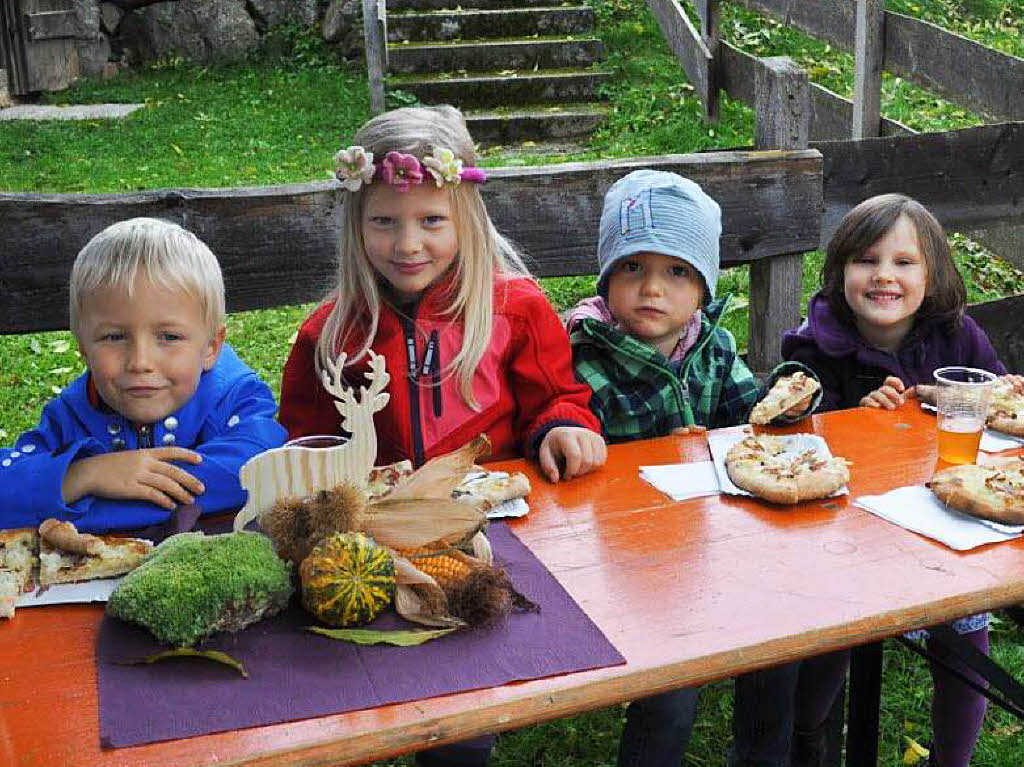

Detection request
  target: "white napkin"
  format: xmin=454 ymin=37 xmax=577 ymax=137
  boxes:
xmin=706 ymin=430 xmax=849 ymax=498
xmin=16 ymin=576 xmax=124 ymax=607
xmin=640 ymin=461 xmax=721 ymax=501
xmin=918 ymin=402 xmax=1024 ymax=453
xmin=854 ymin=485 xmax=1024 ymax=551
xmin=486 ymin=497 xmax=529 ymax=520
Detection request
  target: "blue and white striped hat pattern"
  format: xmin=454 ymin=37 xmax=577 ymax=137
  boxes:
xmin=596 ymin=169 xmax=722 ymax=302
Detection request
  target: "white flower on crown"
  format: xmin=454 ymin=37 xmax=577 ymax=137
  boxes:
xmin=422 ymin=147 xmax=463 ymax=187
xmin=333 ymin=145 xmax=376 ymax=191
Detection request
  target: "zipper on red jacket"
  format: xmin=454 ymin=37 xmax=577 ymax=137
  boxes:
xmin=401 ymin=315 xmax=426 ymax=466
xmin=424 ymin=329 xmax=442 ymax=418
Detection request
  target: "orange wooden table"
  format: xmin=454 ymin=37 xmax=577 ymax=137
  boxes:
xmin=3 ymin=402 xmax=1024 ymax=766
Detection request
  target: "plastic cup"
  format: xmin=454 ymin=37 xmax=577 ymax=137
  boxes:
xmin=933 ymin=366 xmax=996 ymax=464
xmin=284 ymin=435 xmax=347 ymax=449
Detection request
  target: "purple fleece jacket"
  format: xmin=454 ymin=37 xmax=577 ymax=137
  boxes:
xmin=782 ymin=294 xmax=1005 ymax=412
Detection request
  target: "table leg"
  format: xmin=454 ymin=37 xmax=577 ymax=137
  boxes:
xmin=846 ymin=642 xmax=883 ymax=766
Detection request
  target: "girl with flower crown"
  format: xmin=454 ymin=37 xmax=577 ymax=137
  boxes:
xmin=281 ymin=105 xmax=605 ymax=484
xmin=280 ymin=106 xmax=605 ymax=764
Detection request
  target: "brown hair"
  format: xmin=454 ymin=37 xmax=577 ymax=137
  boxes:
xmin=820 ymin=193 xmax=965 ymax=332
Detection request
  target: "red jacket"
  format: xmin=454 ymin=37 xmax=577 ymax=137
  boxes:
xmin=279 ymin=276 xmax=600 ymax=466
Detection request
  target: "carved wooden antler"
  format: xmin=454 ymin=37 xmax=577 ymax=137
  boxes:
xmin=234 ymin=351 xmax=391 ymax=531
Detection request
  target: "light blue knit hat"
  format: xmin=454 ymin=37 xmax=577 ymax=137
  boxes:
xmin=596 ymin=170 xmax=722 ymax=302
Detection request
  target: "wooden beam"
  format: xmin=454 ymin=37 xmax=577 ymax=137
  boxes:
xmin=362 ymin=0 xmax=385 ymax=114
xmin=24 ymin=11 xmax=88 ymax=41
xmin=696 ymin=0 xmax=721 ymax=121
xmin=852 ymin=0 xmax=884 ymax=139
xmin=644 ymin=0 xmax=715 ymax=117
xmin=749 ymin=56 xmax=810 ymax=375
xmin=733 ymin=0 xmax=1024 ymax=121
xmin=0 ymin=151 xmax=823 ymax=335
xmin=814 ymin=121 xmax=1024 ymax=246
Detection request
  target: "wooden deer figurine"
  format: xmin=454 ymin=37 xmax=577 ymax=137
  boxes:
xmin=233 ymin=351 xmax=390 ymax=531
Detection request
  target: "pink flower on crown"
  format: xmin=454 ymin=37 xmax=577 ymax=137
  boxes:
xmin=380 ymin=151 xmax=424 ymax=192
xmin=422 ymin=148 xmax=463 ymax=187
xmin=333 ymin=146 xmax=375 ymax=191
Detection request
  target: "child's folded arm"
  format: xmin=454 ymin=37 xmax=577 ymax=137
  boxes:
xmin=708 ymin=330 xmax=762 ymax=429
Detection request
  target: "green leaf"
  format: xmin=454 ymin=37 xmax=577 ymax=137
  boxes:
xmin=305 ymin=626 xmax=458 ymax=646
xmin=48 ymin=339 xmax=71 ymax=353
xmin=117 ymin=647 xmax=249 ymax=678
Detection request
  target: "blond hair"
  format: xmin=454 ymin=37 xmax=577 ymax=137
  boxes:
xmin=69 ymin=217 xmax=226 ymax=338
xmin=317 ymin=105 xmax=530 ymax=408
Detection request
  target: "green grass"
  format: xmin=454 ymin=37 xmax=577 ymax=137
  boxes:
xmin=2 ymin=3 xmax=1024 ymax=765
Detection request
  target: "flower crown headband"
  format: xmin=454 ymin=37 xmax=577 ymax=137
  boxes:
xmin=333 ymin=145 xmax=487 ymax=193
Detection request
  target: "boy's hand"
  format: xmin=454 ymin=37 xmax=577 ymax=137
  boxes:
xmin=62 ymin=448 xmax=204 ymax=509
xmin=538 ymin=427 xmax=606 ymax=483
xmin=860 ymin=376 xmax=909 ymax=410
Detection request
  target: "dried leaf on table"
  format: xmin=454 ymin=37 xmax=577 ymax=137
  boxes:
xmin=117 ymin=648 xmax=249 ymax=678
xmin=305 ymin=626 xmax=457 ymax=646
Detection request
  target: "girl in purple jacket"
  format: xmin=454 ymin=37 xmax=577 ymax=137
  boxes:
xmin=783 ymin=193 xmax=1022 ymax=767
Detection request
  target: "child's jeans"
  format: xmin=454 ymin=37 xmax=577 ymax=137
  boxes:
xmin=617 ymin=662 xmax=801 ymax=767
xmin=415 ymin=736 xmax=497 ymax=767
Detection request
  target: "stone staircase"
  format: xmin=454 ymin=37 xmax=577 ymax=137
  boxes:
xmin=385 ymin=0 xmax=611 ymax=150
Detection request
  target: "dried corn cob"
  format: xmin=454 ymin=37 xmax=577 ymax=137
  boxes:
xmin=394 ymin=545 xmax=476 ymax=590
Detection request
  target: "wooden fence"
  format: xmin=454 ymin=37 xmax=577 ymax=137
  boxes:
xmin=0 ymin=151 xmax=822 ymax=354
xmin=645 ymin=0 xmax=1024 ymax=374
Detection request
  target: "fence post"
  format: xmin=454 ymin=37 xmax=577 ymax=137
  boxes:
xmin=853 ymin=0 xmax=884 ymax=139
xmin=748 ymin=56 xmax=810 ymax=375
xmin=696 ymin=0 xmax=720 ymax=121
xmin=362 ymin=0 xmax=386 ymax=115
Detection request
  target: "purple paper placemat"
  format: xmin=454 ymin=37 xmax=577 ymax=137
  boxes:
xmin=97 ymin=524 xmax=625 ymax=748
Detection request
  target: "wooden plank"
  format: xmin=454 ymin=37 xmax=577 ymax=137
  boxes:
xmin=1 ymin=0 xmax=30 ymax=94
xmin=852 ymin=0 xmax=884 ymax=139
xmin=24 ymin=10 xmax=87 ymax=41
xmin=362 ymin=0 xmax=385 ymax=114
xmin=749 ymin=56 xmax=809 ymax=375
xmin=966 ymin=295 xmax=1024 ymax=373
xmin=644 ymin=0 xmax=714 ymax=116
xmin=814 ymin=121 xmax=1024 ymax=246
xmin=0 ymin=151 xmax=823 ymax=334
xmin=719 ymin=42 xmax=911 ymax=140
xmin=734 ymin=0 xmax=1024 ymax=121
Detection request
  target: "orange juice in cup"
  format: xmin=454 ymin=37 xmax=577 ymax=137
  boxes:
xmin=934 ymin=366 xmax=996 ymax=465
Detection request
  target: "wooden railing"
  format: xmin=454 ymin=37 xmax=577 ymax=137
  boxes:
xmin=362 ymin=0 xmax=387 ymax=114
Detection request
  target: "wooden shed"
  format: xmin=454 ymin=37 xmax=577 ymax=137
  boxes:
xmin=1 ymin=0 xmax=86 ymax=95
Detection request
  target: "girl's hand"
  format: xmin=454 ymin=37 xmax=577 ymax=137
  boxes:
xmin=538 ymin=427 xmax=607 ymax=483
xmin=859 ymin=376 xmax=909 ymax=409
xmin=909 ymin=383 xmax=936 ymax=405
xmin=670 ymin=425 xmax=707 ymax=436
xmin=62 ymin=448 xmax=204 ymax=508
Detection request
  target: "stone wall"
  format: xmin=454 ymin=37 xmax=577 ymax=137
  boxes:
xmin=74 ymin=0 xmax=361 ymax=80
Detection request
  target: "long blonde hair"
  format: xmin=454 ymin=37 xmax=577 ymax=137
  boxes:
xmin=316 ymin=105 xmax=530 ymax=408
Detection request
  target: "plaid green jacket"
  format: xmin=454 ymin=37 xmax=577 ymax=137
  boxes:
xmin=570 ymin=296 xmax=812 ymax=442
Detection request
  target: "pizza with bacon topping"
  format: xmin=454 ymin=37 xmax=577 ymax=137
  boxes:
xmin=987 ymin=377 xmax=1024 ymax=437
xmin=928 ymin=460 xmax=1024 ymax=526
xmin=725 ymin=434 xmax=850 ymax=505
xmin=749 ymin=372 xmax=820 ymax=425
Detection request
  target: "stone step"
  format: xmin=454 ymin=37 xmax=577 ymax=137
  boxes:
xmin=388 ymin=38 xmax=604 ymax=75
xmin=464 ymin=103 xmax=609 ymax=145
xmin=389 ymin=0 xmax=558 ymax=10
xmin=390 ymin=68 xmax=612 ymax=108
xmin=388 ymin=7 xmax=595 ymax=42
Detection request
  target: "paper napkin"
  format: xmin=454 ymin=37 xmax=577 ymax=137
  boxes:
xmin=640 ymin=460 xmax=721 ymax=501
xmin=854 ymin=485 xmax=1024 ymax=551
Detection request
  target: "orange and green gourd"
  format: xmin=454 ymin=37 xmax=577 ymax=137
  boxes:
xmin=300 ymin=532 xmax=396 ymax=627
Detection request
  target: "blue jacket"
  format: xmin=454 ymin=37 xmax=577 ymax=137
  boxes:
xmin=0 ymin=344 xmax=286 ymax=532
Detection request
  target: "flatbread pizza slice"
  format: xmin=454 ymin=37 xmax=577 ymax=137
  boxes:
xmin=0 ymin=569 xmax=20 ymax=619
xmin=927 ymin=460 xmax=1024 ymax=526
xmin=454 ymin=469 xmax=532 ymax=510
xmin=0 ymin=527 xmax=39 ymax=593
xmin=987 ymin=378 xmax=1024 ymax=437
xmin=38 ymin=519 xmax=153 ymax=586
xmin=725 ymin=435 xmax=849 ymax=505
xmin=749 ymin=372 xmax=820 ymax=425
